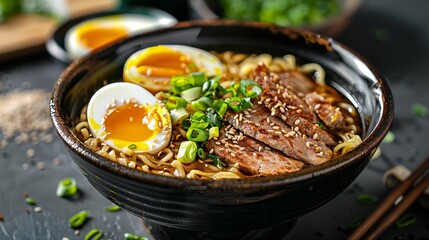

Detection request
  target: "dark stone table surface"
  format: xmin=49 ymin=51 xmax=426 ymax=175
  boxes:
xmin=1 ymin=0 xmax=429 ymax=239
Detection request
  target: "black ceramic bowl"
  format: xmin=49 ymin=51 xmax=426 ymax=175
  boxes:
xmin=50 ymin=21 xmax=393 ymax=236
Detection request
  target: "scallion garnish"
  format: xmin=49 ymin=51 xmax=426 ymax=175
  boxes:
xmin=186 ymin=128 xmax=209 ymax=142
xmin=382 ymin=131 xmax=395 ymax=143
xmin=25 ymin=197 xmax=36 ymax=205
xmin=181 ymin=118 xmax=191 ymax=130
xmin=357 ymin=194 xmax=378 ymax=205
xmin=239 ymin=79 xmax=262 ymax=98
xmin=191 ymin=96 xmax=213 ymax=111
xmin=197 ymin=148 xmax=206 ymax=160
xmin=314 ymin=122 xmax=323 ymax=129
xmin=171 ymin=76 xmax=194 ymax=94
xmin=69 ymin=210 xmax=89 ymax=229
xmin=225 ymin=96 xmax=244 ymax=112
xmin=170 ymin=108 xmax=189 ymax=125
xmin=180 ymin=86 xmax=202 ymax=102
xmin=124 ymin=233 xmax=148 ymax=240
xmin=128 ymin=144 xmax=137 ymax=150
xmin=209 ymin=154 xmax=226 ymax=169
xmin=206 ymin=108 xmax=222 ymax=128
xmin=191 ymin=72 xmax=208 ymax=86
xmin=213 ymin=100 xmax=228 ymax=117
xmin=190 ymin=111 xmax=210 ymax=129
xmin=209 ymin=126 xmax=219 ymax=140
xmin=395 ymin=214 xmax=416 ymax=228
xmin=166 ymin=96 xmax=187 ymax=110
xmin=348 ymin=217 xmax=364 ymax=230
xmin=56 ymin=178 xmax=78 ymax=197
xmin=85 ymin=228 xmax=103 ymax=240
xmin=177 ymin=141 xmax=197 ymax=163
xmin=412 ymin=103 xmax=428 ymax=117
xmin=105 ymin=204 xmax=121 ymax=212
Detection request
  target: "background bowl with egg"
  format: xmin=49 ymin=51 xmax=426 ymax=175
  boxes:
xmin=50 ymin=20 xmax=393 ymax=237
xmin=46 ymin=8 xmax=178 ymax=63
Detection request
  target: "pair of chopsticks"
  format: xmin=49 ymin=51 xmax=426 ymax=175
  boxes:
xmin=348 ymin=156 xmax=429 ymax=240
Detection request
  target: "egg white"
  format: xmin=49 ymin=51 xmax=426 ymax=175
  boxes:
xmin=86 ymin=82 xmax=171 ymax=153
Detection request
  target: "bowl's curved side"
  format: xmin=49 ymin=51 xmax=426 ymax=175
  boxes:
xmin=50 ymin=21 xmax=393 ymax=232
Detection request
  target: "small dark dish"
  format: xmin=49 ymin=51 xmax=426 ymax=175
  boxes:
xmin=46 ymin=8 xmax=177 ymax=63
xmin=50 ymin=21 xmax=393 ymax=236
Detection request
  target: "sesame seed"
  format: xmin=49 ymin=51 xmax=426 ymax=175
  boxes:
xmin=267 ymin=118 xmax=271 ymax=123
xmin=265 ymin=147 xmax=271 ymax=150
xmin=231 ymin=153 xmax=236 ymax=157
xmin=297 ymin=109 xmax=303 ymax=113
xmin=258 ymin=146 xmax=262 ymax=152
xmin=274 ymin=131 xmax=282 ymax=135
xmin=314 ymin=104 xmax=321 ymax=110
xmin=215 ymin=142 xmax=221 ymax=145
xmin=34 ymin=207 xmax=42 ymax=213
xmin=272 ymin=126 xmax=280 ymax=130
xmin=294 ymin=119 xmax=301 ymax=125
xmin=280 ymin=107 xmax=285 ymax=113
xmin=255 ymin=123 xmax=261 ymax=127
xmin=253 ymin=153 xmax=257 ymax=157
xmin=313 ymin=133 xmax=318 ymax=140
xmin=294 ymin=126 xmax=299 ymax=131
xmin=267 ymin=129 xmax=275 ymax=133
xmin=306 ymin=142 xmax=311 ymax=148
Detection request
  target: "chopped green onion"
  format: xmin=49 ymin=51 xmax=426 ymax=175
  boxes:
xmin=209 ymin=154 xmax=226 ymax=169
xmin=186 ymin=128 xmax=209 ymax=142
xmin=197 ymin=148 xmax=206 ymax=160
xmin=314 ymin=122 xmax=323 ymax=129
xmin=412 ymin=103 xmax=427 ymax=117
xmin=85 ymin=228 xmax=103 ymax=240
xmin=56 ymin=178 xmax=78 ymax=197
xmin=239 ymin=79 xmax=262 ymax=98
xmin=105 ymin=204 xmax=121 ymax=212
xmin=209 ymin=126 xmax=219 ymax=140
xmin=240 ymin=98 xmax=252 ymax=110
xmin=348 ymin=217 xmax=364 ymax=230
xmin=190 ymin=111 xmax=210 ymax=129
xmin=191 ymin=96 xmax=213 ymax=111
xmin=382 ymin=131 xmax=395 ymax=143
xmin=202 ymin=76 xmax=221 ymax=93
xmin=181 ymin=118 xmax=191 ymax=130
xmin=225 ymin=97 xmax=244 ymax=112
xmin=191 ymin=72 xmax=208 ymax=86
xmin=206 ymin=108 xmax=222 ymax=128
xmin=69 ymin=210 xmax=89 ymax=229
xmin=213 ymin=100 xmax=228 ymax=117
xmin=171 ymin=76 xmax=194 ymax=94
xmin=25 ymin=197 xmax=36 ymax=205
xmin=177 ymin=141 xmax=197 ymax=163
xmin=180 ymin=86 xmax=202 ymax=102
xmin=395 ymin=214 xmax=416 ymax=229
xmin=170 ymin=108 xmax=189 ymax=125
xmin=128 ymin=144 xmax=137 ymax=150
xmin=166 ymin=96 xmax=188 ymax=110
xmin=357 ymin=194 xmax=378 ymax=205
xmin=124 ymin=233 xmax=148 ymax=240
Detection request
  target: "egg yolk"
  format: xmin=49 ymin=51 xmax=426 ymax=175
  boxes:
xmin=135 ymin=45 xmax=198 ymax=78
xmin=77 ymin=24 xmax=128 ymax=51
xmin=103 ymin=103 xmax=161 ymax=143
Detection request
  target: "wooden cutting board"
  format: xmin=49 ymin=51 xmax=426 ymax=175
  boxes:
xmin=0 ymin=0 xmax=117 ymax=62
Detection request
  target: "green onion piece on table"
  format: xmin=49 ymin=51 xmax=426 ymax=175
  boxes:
xmin=25 ymin=197 xmax=36 ymax=205
xmin=395 ymin=214 xmax=416 ymax=228
xmin=382 ymin=131 xmax=395 ymax=143
xmin=412 ymin=103 xmax=428 ymax=117
xmin=124 ymin=233 xmax=148 ymax=240
xmin=69 ymin=210 xmax=89 ymax=229
xmin=171 ymin=76 xmax=194 ymax=94
xmin=177 ymin=141 xmax=197 ymax=163
xmin=105 ymin=204 xmax=121 ymax=212
xmin=180 ymin=86 xmax=202 ymax=102
xmin=186 ymin=128 xmax=209 ymax=142
xmin=170 ymin=108 xmax=189 ymax=125
xmin=166 ymin=96 xmax=187 ymax=110
xmin=56 ymin=178 xmax=78 ymax=197
xmin=357 ymin=194 xmax=378 ymax=205
xmin=348 ymin=217 xmax=364 ymax=230
xmin=85 ymin=228 xmax=103 ymax=240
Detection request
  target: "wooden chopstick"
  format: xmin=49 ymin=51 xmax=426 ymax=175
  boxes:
xmin=348 ymin=156 xmax=429 ymax=240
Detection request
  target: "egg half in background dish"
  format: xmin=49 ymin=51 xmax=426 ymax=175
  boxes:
xmin=65 ymin=14 xmax=176 ymax=60
xmin=123 ymin=45 xmax=225 ymax=93
xmin=86 ymin=82 xmax=172 ymax=154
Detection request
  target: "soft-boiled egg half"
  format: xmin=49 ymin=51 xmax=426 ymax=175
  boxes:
xmin=65 ymin=14 xmax=177 ymax=60
xmin=86 ymin=82 xmax=172 ymax=154
xmin=123 ymin=45 xmax=224 ymax=93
